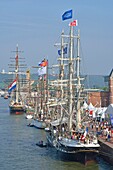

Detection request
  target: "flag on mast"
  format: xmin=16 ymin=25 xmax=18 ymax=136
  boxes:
xmin=38 ymin=66 xmax=47 ymax=76
xmin=58 ymin=47 xmax=67 ymax=55
xmin=62 ymin=9 xmax=72 ymax=21
xmin=38 ymin=59 xmax=48 ymax=67
xmin=8 ymin=79 xmax=16 ymax=92
xmin=69 ymin=20 xmax=78 ymax=26
xmin=38 ymin=59 xmax=48 ymax=76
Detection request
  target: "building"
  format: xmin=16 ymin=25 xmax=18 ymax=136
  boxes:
xmin=87 ymin=69 xmax=113 ymax=107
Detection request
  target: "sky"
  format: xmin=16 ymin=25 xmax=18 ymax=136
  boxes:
xmin=0 ymin=0 xmax=113 ymax=75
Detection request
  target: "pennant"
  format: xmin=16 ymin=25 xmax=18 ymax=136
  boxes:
xmin=69 ymin=20 xmax=78 ymax=26
xmin=8 ymin=79 xmax=16 ymax=92
xmin=62 ymin=10 xmax=72 ymax=21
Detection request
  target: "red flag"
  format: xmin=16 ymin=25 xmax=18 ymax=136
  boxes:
xmin=89 ymin=110 xmax=93 ymax=115
xmin=15 ymin=55 xmax=18 ymax=61
xmin=41 ymin=60 xmax=48 ymax=67
xmin=69 ymin=20 xmax=78 ymax=26
xmin=39 ymin=59 xmax=48 ymax=67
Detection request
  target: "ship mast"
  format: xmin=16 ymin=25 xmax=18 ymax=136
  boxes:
xmin=60 ymin=30 xmax=65 ymax=118
xmin=15 ymin=44 xmax=19 ymax=103
xmin=68 ymin=26 xmax=74 ymax=131
xmin=76 ymin=30 xmax=81 ymax=130
xmin=68 ymin=27 xmax=82 ymax=131
xmin=10 ymin=44 xmax=26 ymax=104
xmin=45 ymin=60 xmax=49 ymax=116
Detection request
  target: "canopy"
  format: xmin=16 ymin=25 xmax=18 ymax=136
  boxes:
xmin=88 ymin=102 xmax=94 ymax=110
xmin=105 ymin=104 xmax=113 ymax=118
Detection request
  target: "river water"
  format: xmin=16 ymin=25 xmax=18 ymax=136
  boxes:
xmin=0 ymin=97 xmax=113 ymax=170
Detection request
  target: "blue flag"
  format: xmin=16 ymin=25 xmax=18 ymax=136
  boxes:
xmin=62 ymin=10 xmax=72 ymax=21
xmin=58 ymin=47 xmax=67 ymax=55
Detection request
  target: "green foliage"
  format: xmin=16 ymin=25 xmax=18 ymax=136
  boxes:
xmin=101 ymin=86 xmax=109 ymax=91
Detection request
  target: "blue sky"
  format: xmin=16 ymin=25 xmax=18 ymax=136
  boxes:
xmin=0 ymin=0 xmax=113 ymax=75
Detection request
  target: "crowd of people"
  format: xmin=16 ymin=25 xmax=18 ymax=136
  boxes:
xmin=89 ymin=120 xmax=113 ymax=142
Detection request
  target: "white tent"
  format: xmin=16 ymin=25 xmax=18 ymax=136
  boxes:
xmin=83 ymin=101 xmax=88 ymax=109
xmin=92 ymin=107 xmax=98 ymax=118
xmin=88 ymin=103 xmax=95 ymax=117
xmin=88 ymin=102 xmax=94 ymax=110
xmin=96 ymin=107 xmax=107 ymax=120
xmin=105 ymin=104 xmax=113 ymax=118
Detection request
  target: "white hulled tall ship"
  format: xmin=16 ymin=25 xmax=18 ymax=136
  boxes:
xmin=33 ymin=59 xmax=51 ymax=129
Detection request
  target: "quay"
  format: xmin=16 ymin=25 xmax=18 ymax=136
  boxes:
xmin=98 ymin=134 xmax=113 ymax=165
xmin=86 ymin=119 xmax=113 ymax=165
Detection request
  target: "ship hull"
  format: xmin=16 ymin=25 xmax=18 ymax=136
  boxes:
xmin=57 ymin=149 xmax=98 ymax=165
xmin=9 ymin=105 xmax=25 ymax=114
xmin=33 ymin=119 xmax=47 ymax=129
xmin=56 ymin=143 xmax=99 ymax=164
xmin=46 ymin=134 xmax=99 ymax=164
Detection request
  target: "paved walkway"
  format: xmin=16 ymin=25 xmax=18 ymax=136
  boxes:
xmin=98 ymin=135 xmax=113 ymax=148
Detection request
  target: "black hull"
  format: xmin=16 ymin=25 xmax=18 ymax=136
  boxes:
xmin=36 ymin=142 xmax=47 ymax=147
xmin=9 ymin=106 xmax=25 ymax=114
xmin=46 ymin=135 xmax=99 ymax=165
xmin=56 ymin=147 xmax=99 ymax=164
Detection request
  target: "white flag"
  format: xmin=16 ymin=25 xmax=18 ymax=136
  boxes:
xmin=38 ymin=66 xmax=47 ymax=76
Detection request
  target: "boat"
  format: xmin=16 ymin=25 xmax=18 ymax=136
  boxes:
xmin=9 ymin=101 xmax=25 ymax=113
xmin=25 ymin=105 xmax=34 ymax=119
xmin=33 ymin=95 xmax=47 ymax=129
xmin=4 ymin=95 xmax=9 ymax=99
xmin=33 ymin=109 xmax=50 ymax=129
xmin=24 ymin=70 xmax=35 ymax=119
xmin=36 ymin=141 xmax=47 ymax=147
xmin=46 ymin=21 xmax=100 ymax=164
xmin=33 ymin=119 xmax=47 ymax=129
xmin=25 ymin=114 xmax=33 ymax=119
xmin=8 ymin=45 xmax=26 ymax=114
xmin=32 ymin=59 xmax=51 ymax=129
xmin=27 ymin=123 xmax=34 ymax=127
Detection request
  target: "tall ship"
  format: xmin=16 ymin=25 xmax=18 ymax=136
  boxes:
xmin=8 ymin=45 xmax=26 ymax=114
xmin=32 ymin=59 xmax=51 ymax=129
xmin=46 ymin=20 xmax=100 ymax=164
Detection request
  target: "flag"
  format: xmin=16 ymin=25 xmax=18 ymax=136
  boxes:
xmin=89 ymin=110 xmax=93 ymax=115
xmin=15 ymin=55 xmax=18 ymax=62
xmin=38 ymin=59 xmax=48 ymax=67
xmin=38 ymin=66 xmax=47 ymax=76
xmin=69 ymin=20 xmax=78 ymax=26
xmin=58 ymin=47 xmax=67 ymax=55
xmin=62 ymin=9 xmax=72 ymax=21
xmin=8 ymin=79 xmax=16 ymax=92
xmin=86 ymin=127 xmax=88 ymax=133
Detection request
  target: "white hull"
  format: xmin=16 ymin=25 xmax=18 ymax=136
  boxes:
xmin=25 ymin=114 xmax=33 ymax=119
xmin=33 ymin=119 xmax=46 ymax=129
